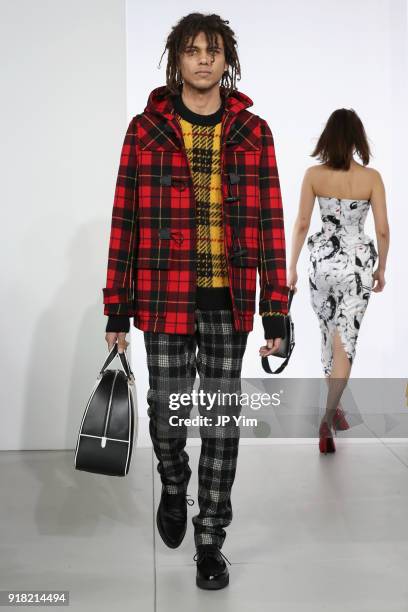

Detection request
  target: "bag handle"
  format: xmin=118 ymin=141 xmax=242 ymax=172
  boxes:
xmin=99 ymin=343 xmax=135 ymax=384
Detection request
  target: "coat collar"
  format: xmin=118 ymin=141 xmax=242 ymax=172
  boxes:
xmin=144 ymin=84 xmax=254 ymax=120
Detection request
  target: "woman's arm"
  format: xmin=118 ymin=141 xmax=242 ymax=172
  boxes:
xmin=288 ymin=168 xmax=316 ymax=287
xmin=370 ymin=169 xmax=390 ymax=274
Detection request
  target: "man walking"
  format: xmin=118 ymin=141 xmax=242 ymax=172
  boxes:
xmin=103 ymin=12 xmax=289 ymax=589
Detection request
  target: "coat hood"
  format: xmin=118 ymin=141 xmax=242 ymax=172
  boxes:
xmin=144 ymin=84 xmax=254 ymax=119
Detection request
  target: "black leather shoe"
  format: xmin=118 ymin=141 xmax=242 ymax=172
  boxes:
xmin=194 ymin=544 xmax=231 ymax=590
xmin=156 ymin=487 xmax=194 ymax=549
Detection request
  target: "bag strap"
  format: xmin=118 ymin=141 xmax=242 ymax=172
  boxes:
xmin=99 ymin=343 xmax=135 ymax=384
xmin=261 ymin=339 xmax=295 ymax=374
xmin=287 ymin=287 xmax=295 ymax=311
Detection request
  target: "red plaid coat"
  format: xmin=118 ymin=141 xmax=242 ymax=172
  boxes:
xmin=103 ymin=85 xmax=289 ymax=335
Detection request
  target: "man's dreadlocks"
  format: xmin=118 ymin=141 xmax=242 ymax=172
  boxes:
xmin=158 ymin=13 xmax=241 ymax=98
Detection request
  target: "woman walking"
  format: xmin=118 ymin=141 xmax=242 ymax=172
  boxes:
xmin=288 ymin=109 xmax=390 ymax=452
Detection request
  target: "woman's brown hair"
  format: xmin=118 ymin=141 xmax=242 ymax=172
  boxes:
xmin=311 ymin=109 xmax=371 ymax=170
xmin=158 ymin=13 xmax=241 ymax=98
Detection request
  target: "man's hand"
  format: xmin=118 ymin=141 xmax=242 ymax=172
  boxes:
xmin=259 ymin=337 xmax=281 ymax=357
xmin=105 ymin=331 xmax=129 ymax=354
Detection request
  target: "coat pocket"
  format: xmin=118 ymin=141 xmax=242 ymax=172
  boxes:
xmin=136 ymin=227 xmax=171 ymax=269
xmin=134 ymin=226 xmax=170 ymax=317
xmin=227 ymin=234 xmax=258 ymax=313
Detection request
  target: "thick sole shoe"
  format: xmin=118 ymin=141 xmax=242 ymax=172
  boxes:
xmin=156 ymin=467 xmax=192 ymax=548
xmin=196 ymin=571 xmax=229 ymax=590
xmin=156 ymin=505 xmax=187 ymax=549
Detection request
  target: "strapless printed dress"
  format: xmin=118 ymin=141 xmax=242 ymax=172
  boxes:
xmin=307 ymin=196 xmax=378 ymax=376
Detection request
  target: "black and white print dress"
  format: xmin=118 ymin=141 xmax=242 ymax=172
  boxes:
xmin=307 ymin=197 xmax=378 ymax=376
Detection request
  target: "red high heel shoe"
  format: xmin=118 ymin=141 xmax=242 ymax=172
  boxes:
xmin=319 ymin=421 xmax=336 ymax=454
xmin=333 ymin=406 xmax=350 ymax=432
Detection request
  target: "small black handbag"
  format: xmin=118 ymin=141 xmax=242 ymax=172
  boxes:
xmin=261 ymin=289 xmax=296 ymax=375
xmin=74 ymin=343 xmax=137 ymax=477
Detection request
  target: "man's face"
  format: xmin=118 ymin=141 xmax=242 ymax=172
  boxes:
xmin=178 ymin=31 xmax=228 ymax=92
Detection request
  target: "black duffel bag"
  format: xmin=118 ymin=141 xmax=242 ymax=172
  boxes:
xmin=74 ymin=343 xmax=137 ymax=477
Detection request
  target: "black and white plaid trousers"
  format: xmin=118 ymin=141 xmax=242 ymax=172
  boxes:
xmin=143 ymin=308 xmax=249 ymax=549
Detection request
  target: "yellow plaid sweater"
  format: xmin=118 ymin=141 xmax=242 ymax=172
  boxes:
xmin=174 ymin=99 xmax=230 ymax=310
xmin=173 ymin=94 xmax=285 ymax=339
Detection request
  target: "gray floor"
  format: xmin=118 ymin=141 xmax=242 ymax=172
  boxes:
xmin=1 ymin=440 xmax=408 ymax=611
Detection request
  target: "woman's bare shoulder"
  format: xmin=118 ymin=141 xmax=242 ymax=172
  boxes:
xmin=303 ymin=164 xmax=323 ymax=177
xmin=358 ymin=165 xmax=384 ymax=192
xmin=308 ymin=162 xmax=382 ymax=179
xmin=365 ymin=165 xmax=382 ymax=180
xmin=305 ymin=163 xmax=327 ymax=175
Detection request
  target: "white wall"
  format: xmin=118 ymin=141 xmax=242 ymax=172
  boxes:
xmin=0 ymin=0 xmax=127 ymax=449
